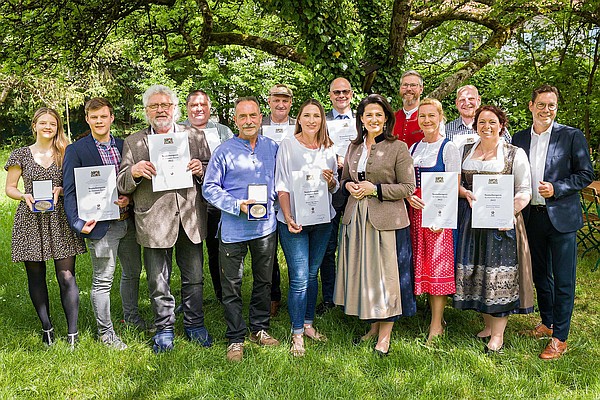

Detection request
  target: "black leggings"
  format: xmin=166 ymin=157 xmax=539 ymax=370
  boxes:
xmin=24 ymin=256 xmax=79 ymax=334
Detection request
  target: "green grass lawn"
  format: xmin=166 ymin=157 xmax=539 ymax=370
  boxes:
xmin=0 ymin=148 xmax=599 ymax=399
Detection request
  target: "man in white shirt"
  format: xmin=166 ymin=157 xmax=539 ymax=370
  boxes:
xmin=261 ymin=83 xmax=295 ymax=316
xmin=512 ymin=84 xmax=594 ymax=360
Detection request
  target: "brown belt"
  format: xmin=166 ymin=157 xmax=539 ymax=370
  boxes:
xmin=118 ymin=212 xmax=130 ymax=221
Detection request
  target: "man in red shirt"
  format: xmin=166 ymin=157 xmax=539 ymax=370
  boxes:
xmin=393 ymin=70 xmax=424 ymax=148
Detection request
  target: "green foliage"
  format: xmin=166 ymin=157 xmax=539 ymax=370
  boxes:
xmin=0 ymin=150 xmax=600 ymax=399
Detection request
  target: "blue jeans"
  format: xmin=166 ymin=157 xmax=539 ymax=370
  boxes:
xmin=278 ymin=222 xmax=332 ymax=333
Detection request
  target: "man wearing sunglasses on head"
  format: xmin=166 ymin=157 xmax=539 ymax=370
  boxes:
xmin=393 ymin=70 xmax=424 ymax=148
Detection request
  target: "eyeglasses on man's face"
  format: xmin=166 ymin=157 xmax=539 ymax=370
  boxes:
xmin=401 ymin=83 xmax=420 ymax=89
xmin=534 ymin=102 xmax=557 ymax=111
xmin=332 ymin=89 xmax=352 ymax=96
xmin=146 ymin=103 xmax=173 ymax=111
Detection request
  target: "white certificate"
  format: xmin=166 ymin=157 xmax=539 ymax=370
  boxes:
xmin=327 ymin=119 xmax=357 ymax=157
xmin=262 ymin=125 xmax=293 ymax=144
xmin=421 ymin=172 xmax=458 ymax=229
xmin=33 ymin=180 xmax=53 ymax=201
xmin=32 ymin=180 xmax=55 ymax=212
xmin=472 ymin=174 xmax=514 ymax=229
xmin=292 ymin=170 xmax=330 ymax=226
xmin=248 ymin=184 xmax=268 ymax=203
xmin=148 ymin=131 xmax=192 ymax=192
xmin=202 ymin=128 xmax=221 ymax=154
xmin=74 ymin=165 xmax=119 ymax=222
xmin=452 ymin=133 xmax=479 ymax=150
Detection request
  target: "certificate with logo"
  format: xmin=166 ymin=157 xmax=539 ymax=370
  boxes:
xmin=327 ymin=119 xmax=357 ymax=157
xmin=262 ymin=125 xmax=294 ymax=144
xmin=292 ymin=170 xmax=330 ymax=226
xmin=472 ymin=174 xmax=514 ymax=229
xmin=32 ymin=180 xmax=55 ymax=212
xmin=74 ymin=165 xmax=119 ymax=221
xmin=201 ymin=127 xmax=221 ymax=154
xmin=148 ymin=131 xmax=192 ymax=192
xmin=421 ymin=172 xmax=458 ymax=229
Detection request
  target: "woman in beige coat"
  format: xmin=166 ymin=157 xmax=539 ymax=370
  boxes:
xmin=334 ymin=94 xmax=416 ymax=356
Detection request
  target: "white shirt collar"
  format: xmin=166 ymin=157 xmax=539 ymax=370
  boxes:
xmin=404 ymin=106 xmax=418 ymax=118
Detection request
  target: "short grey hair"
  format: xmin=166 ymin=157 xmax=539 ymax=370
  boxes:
xmin=401 ymin=70 xmax=423 ymax=87
xmin=142 ymin=84 xmax=181 ymax=124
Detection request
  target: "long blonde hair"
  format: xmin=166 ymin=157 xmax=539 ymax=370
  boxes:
xmin=31 ymin=107 xmax=70 ymax=169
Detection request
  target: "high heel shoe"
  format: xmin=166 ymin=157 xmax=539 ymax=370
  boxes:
xmin=42 ymin=327 xmax=54 ymax=346
xmin=67 ymin=332 xmax=79 ymax=349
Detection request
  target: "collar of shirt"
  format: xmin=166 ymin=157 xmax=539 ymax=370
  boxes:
xmin=459 ymin=117 xmax=473 ymax=130
xmin=93 ymin=134 xmax=116 ymax=148
xmin=404 ymin=106 xmax=418 ymax=119
xmin=530 ymin=123 xmax=553 ymax=137
xmin=332 ymin=109 xmax=352 ymax=119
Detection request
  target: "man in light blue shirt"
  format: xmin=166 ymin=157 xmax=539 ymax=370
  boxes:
xmin=202 ymin=96 xmax=280 ymax=362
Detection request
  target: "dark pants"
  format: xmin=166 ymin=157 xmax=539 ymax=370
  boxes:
xmin=220 ymin=232 xmax=277 ymax=343
xmin=205 ymin=206 xmax=222 ymax=301
xmin=144 ymin=224 xmax=204 ymax=332
xmin=318 ymin=210 xmax=341 ymax=303
xmin=270 ymin=235 xmax=282 ymax=302
xmin=526 ymin=208 xmax=577 ymax=342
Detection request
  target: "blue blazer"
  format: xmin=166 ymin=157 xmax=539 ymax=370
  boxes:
xmin=512 ymin=122 xmax=594 ymax=233
xmin=63 ymin=134 xmax=124 ymax=240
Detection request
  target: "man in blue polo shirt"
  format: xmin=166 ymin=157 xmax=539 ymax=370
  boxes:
xmin=203 ymin=96 xmax=280 ymax=362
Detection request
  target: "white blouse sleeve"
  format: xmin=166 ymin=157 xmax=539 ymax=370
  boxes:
xmin=512 ymin=147 xmax=532 ymax=196
xmin=442 ymin=141 xmax=461 ymax=173
xmin=275 ymin=138 xmax=292 ymax=193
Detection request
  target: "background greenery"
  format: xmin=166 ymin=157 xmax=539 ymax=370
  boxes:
xmin=1 ymin=149 xmax=599 ymax=399
xmin=2 ymin=1 xmax=600 ymax=158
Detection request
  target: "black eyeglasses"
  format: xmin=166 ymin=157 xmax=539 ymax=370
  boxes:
xmin=332 ymin=89 xmax=352 ymax=96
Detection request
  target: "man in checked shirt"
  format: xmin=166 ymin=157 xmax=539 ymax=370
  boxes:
xmin=63 ymin=97 xmax=147 ymax=350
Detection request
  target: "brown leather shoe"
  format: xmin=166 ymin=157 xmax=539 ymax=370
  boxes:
xmin=226 ymin=342 xmax=244 ymax=362
xmin=270 ymin=301 xmax=280 ymax=317
xmin=539 ymin=338 xmax=567 ymax=360
xmin=524 ymin=323 xmax=553 ymax=339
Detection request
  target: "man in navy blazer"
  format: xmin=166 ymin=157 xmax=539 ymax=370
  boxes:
xmin=63 ymin=98 xmax=146 ymax=349
xmin=512 ymin=85 xmax=594 ymax=359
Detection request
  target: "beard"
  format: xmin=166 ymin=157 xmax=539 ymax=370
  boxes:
xmin=151 ymin=116 xmax=173 ymax=131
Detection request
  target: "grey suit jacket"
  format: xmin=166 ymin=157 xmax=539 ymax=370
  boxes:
xmin=117 ymin=125 xmax=211 ymax=248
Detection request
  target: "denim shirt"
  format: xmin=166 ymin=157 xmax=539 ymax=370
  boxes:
xmin=202 ymin=135 xmax=278 ymax=243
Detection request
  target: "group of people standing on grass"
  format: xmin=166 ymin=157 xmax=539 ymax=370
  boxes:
xmin=5 ymin=73 xmax=593 ymax=362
